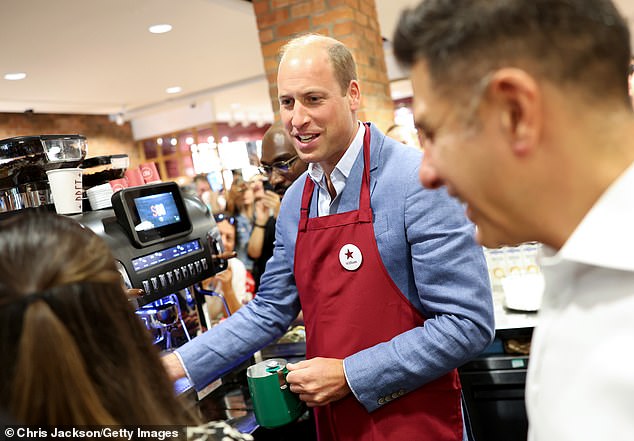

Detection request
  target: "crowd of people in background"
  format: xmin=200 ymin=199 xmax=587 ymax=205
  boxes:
xmin=184 ymin=124 xmax=308 ymax=321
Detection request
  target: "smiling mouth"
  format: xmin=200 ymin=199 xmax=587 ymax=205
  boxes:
xmin=296 ymin=134 xmax=319 ymax=143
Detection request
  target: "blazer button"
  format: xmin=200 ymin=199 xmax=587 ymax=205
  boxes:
xmin=385 ymin=395 xmax=392 ymax=402
xmin=378 ymin=398 xmax=385 ymax=405
xmin=391 ymin=392 xmax=399 ymax=399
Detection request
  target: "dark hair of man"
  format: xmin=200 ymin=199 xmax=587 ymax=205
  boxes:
xmin=393 ymin=0 xmax=631 ymax=107
xmin=0 ymin=212 xmax=196 ymax=425
xmin=280 ymin=34 xmax=358 ymax=96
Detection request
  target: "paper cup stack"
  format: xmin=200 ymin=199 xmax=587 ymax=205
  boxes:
xmin=86 ymin=183 xmax=114 ymax=210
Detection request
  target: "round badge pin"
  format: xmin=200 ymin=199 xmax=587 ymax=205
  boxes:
xmin=339 ymin=244 xmax=362 ymax=271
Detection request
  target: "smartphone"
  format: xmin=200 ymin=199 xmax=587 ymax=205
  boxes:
xmin=262 ymin=180 xmax=274 ymax=192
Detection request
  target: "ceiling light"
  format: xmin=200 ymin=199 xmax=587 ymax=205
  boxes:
xmin=166 ymin=86 xmax=182 ymax=94
xmin=149 ymin=24 xmax=172 ymax=34
xmin=4 ymin=72 xmax=26 ymax=81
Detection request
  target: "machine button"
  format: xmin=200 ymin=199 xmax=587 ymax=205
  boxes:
xmin=174 ymin=268 xmax=182 ymax=281
xmin=195 ymin=261 xmax=202 ymax=273
xmin=187 ymin=263 xmax=195 ymax=275
xmin=201 ymin=258 xmax=208 ymax=270
xmin=150 ymin=277 xmax=159 ymax=291
xmin=181 ymin=265 xmax=189 ymax=278
xmin=159 ymin=274 xmax=167 ymax=288
xmin=166 ymin=271 xmax=174 ymax=285
xmin=142 ymin=280 xmax=151 ymax=294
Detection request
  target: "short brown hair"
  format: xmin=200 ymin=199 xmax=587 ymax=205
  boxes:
xmin=280 ymin=34 xmax=358 ymax=96
xmin=394 ymin=0 xmax=631 ymax=106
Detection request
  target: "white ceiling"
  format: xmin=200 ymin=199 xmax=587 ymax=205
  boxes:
xmin=0 ymin=0 xmax=417 ymax=126
xmin=1 ymin=0 xmax=633 ymax=127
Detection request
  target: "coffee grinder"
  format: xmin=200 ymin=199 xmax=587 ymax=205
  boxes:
xmin=0 ymin=135 xmax=86 ymax=212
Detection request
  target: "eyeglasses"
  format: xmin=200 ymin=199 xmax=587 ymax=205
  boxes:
xmin=213 ymin=213 xmax=235 ymax=225
xmin=259 ymin=156 xmax=299 ymax=176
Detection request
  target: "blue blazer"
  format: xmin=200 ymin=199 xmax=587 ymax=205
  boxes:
xmin=178 ymin=123 xmax=495 ymax=414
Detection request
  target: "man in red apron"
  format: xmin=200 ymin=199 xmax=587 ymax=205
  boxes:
xmin=167 ymin=35 xmax=494 ymax=441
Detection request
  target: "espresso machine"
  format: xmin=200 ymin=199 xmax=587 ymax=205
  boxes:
xmin=69 ymin=182 xmax=228 ymax=351
xmin=0 ymin=135 xmax=228 ymax=353
xmin=0 ymin=134 xmax=86 ymax=212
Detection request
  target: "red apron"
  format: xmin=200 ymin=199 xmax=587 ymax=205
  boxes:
xmin=293 ymin=124 xmax=463 ymax=441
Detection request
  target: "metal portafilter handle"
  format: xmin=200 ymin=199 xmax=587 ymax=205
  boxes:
xmin=212 ymin=250 xmax=237 ymax=260
xmin=194 ymin=283 xmax=232 ymax=318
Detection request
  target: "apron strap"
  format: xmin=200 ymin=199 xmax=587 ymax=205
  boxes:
xmin=358 ymin=122 xmax=372 ymax=223
xmin=299 ymin=175 xmax=315 ymax=232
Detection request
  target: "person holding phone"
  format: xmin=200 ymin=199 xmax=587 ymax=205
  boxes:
xmin=248 ymin=126 xmax=310 ymax=289
xmin=246 ymin=174 xmax=280 ymax=290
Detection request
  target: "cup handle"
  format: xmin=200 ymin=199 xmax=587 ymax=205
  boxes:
xmin=278 ymin=367 xmax=289 ymax=390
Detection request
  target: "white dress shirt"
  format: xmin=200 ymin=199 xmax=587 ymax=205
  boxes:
xmin=308 ymin=122 xmax=364 ymax=216
xmin=526 ymin=162 xmax=634 ymax=441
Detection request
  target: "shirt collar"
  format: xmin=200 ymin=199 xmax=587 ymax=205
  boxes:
xmin=545 ymin=161 xmax=634 ymax=271
xmin=308 ymin=122 xmax=364 ymax=183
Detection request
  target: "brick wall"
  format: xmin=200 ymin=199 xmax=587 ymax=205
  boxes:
xmin=0 ymin=112 xmax=140 ymax=167
xmin=253 ymin=0 xmax=394 ymax=132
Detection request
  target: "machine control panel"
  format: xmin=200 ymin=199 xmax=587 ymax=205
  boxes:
xmin=72 ymin=183 xmax=227 ymax=306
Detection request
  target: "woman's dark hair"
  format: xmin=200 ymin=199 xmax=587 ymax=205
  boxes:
xmin=0 ymin=212 xmax=196 ymax=425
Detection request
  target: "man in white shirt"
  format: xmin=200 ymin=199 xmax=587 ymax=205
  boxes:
xmin=394 ymin=1 xmax=634 ymax=440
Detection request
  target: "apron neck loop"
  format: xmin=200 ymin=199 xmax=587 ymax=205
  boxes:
xmin=358 ymin=122 xmax=372 ymax=219
xmin=298 ymin=123 xmax=373 ymax=225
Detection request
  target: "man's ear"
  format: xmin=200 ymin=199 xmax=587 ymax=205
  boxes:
xmin=348 ymin=80 xmax=361 ymax=111
xmin=489 ymin=68 xmax=541 ymax=157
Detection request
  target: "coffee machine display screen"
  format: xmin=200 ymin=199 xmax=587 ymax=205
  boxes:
xmin=112 ymin=182 xmax=193 ymax=247
xmin=134 ymin=192 xmax=180 ymax=230
xmin=131 ymin=239 xmax=201 ymax=272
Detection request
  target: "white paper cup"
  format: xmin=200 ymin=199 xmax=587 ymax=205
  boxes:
xmin=46 ymin=168 xmax=83 ymax=214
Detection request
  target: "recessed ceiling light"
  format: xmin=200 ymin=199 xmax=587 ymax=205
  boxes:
xmin=4 ymin=72 xmax=26 ymax=81
xmin=166 ymin=86 xmax=182 ymax=94
xmin=149 ymin=24 xmax=172 ymax=34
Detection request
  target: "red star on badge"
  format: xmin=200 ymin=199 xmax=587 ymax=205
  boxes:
xmin=345 ymin=249 xmax=354 ymax=259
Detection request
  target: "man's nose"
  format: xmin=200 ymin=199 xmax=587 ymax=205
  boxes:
xmin=419 ymin=153 xmax=444 ymax=190
xmin=291 ymin=102 xmax=310 ymax=128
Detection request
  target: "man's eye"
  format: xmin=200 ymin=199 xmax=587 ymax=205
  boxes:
xmin=280 ymin=98 xmax=293 ymax=107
